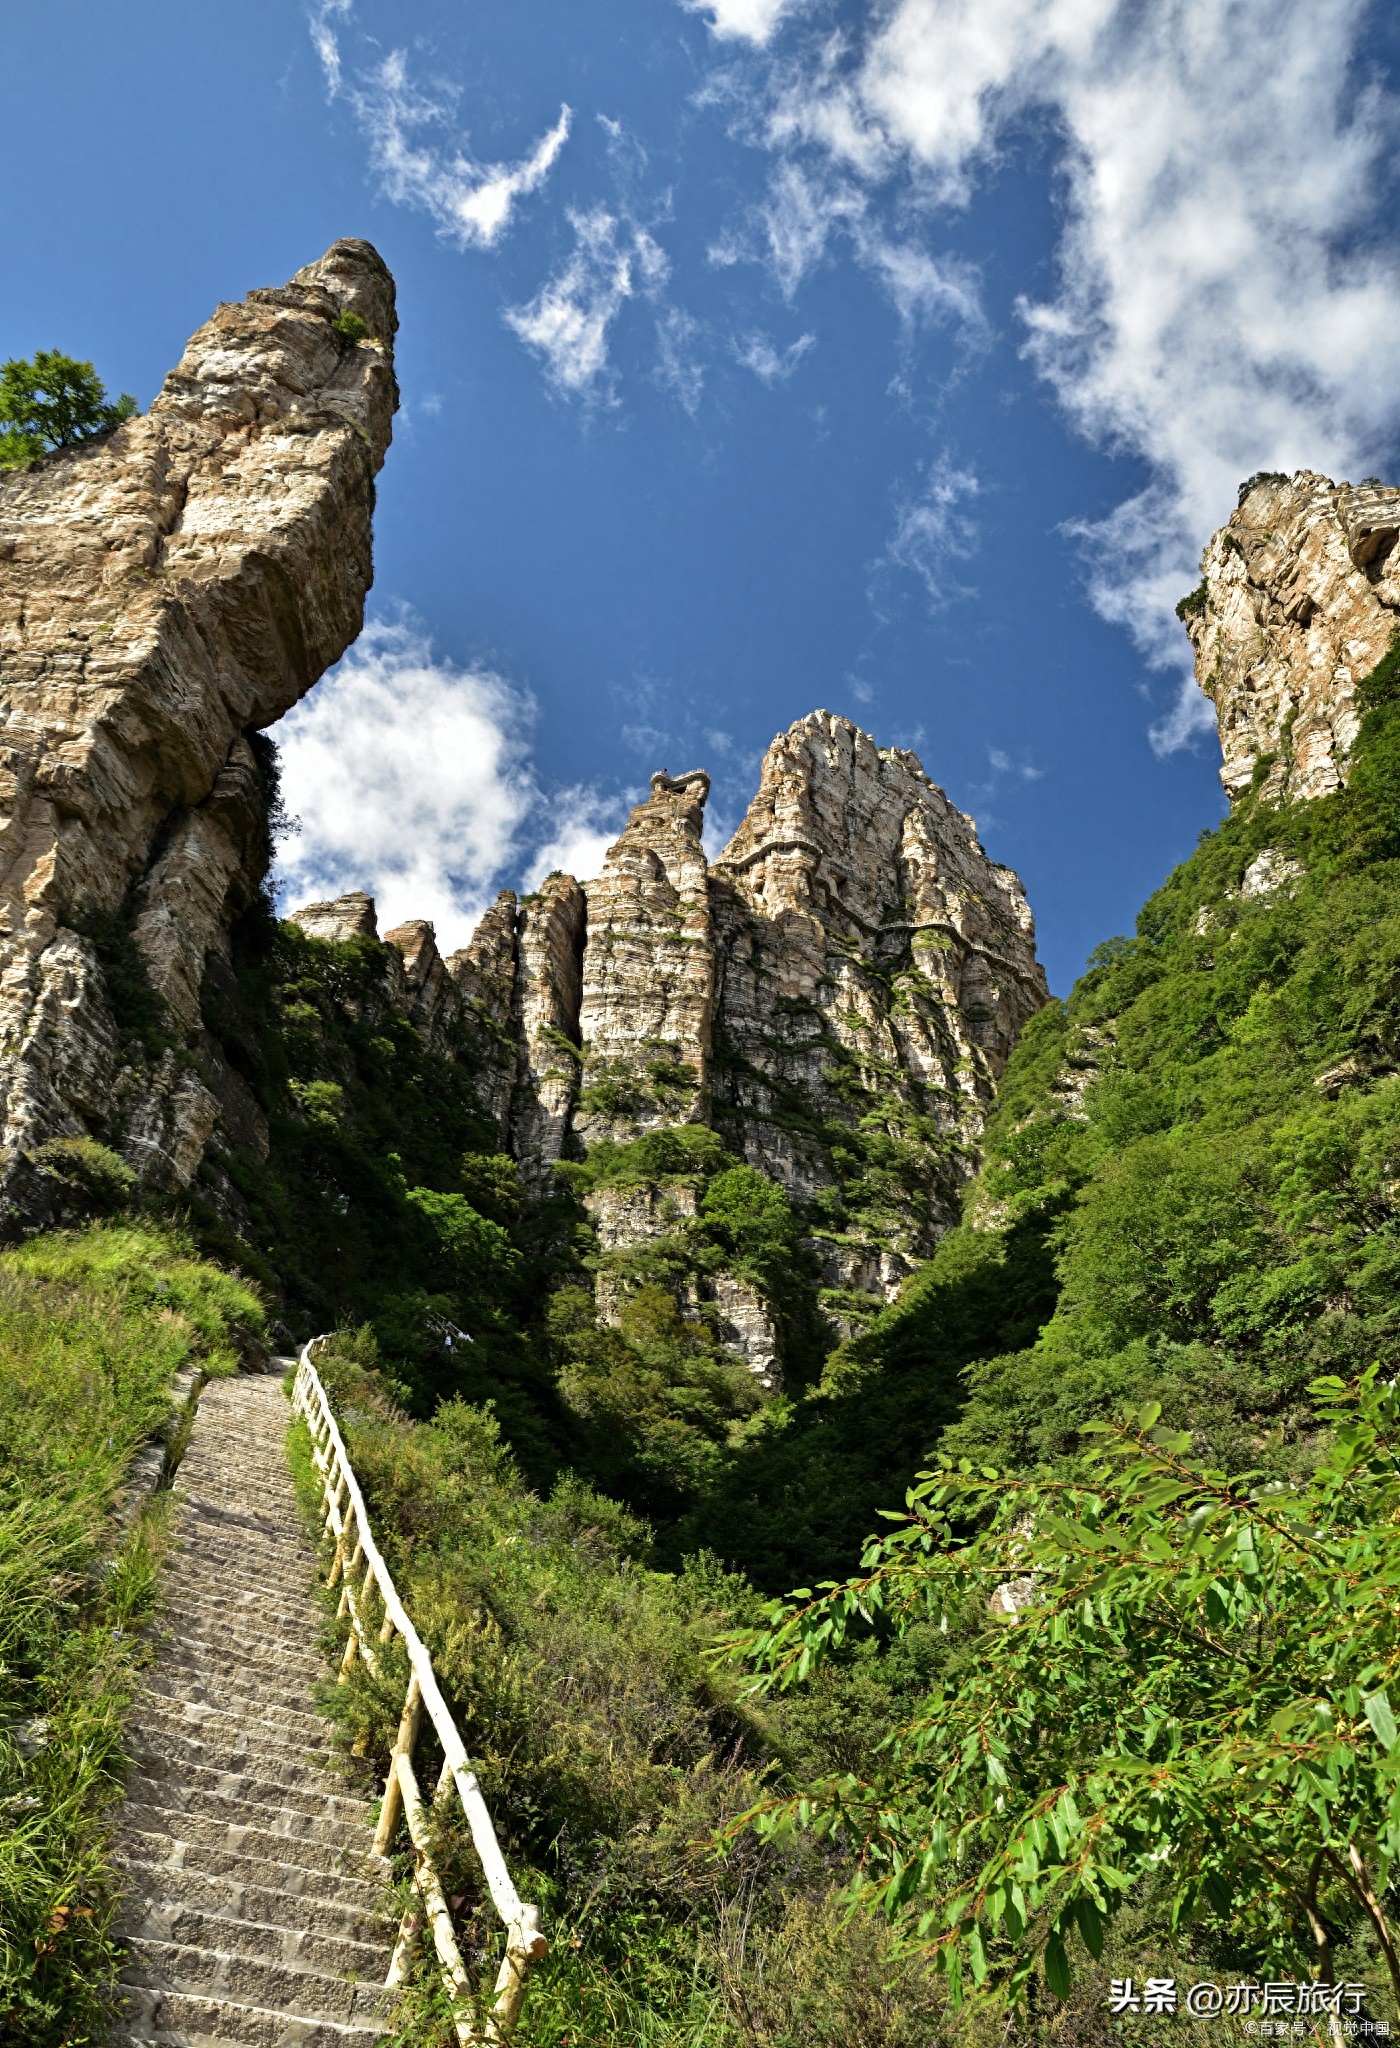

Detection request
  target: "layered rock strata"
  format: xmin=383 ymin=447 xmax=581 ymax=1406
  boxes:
xmin=574 ymin=769 xmax=714 ymax=1147
xmin=0 ymin=240 xmax=396 ymax=1226
xmin=711 ymin=712 xmax=1046 ymax=1290
xmin=286 ymin=713 xmax=1046 ymax=1381
xmin=1187 ymin=471 xmax=1400 ymax=803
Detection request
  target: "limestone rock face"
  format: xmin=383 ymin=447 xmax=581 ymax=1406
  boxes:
xmin=290 ymin=892 xmax=379 ymax=945
xmin=712 ymin=712 xmax=1047 ymax=1275
xmin=0 ymin=241 xmax=396 ymax=1222
xmin=447 ymin=890 xmax=520 ymax=1150
xmin=575 ymin=769 xmax=713 ymax=1147
xmin=1187 ymin=471 xmax=1400 ymax=803
xmin=283 ymin=712 xmax=1044 ymax=1385
xmin=509 ymin=874 xmax=585 ymax=1180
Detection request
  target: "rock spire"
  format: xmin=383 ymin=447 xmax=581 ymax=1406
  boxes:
xmin=287 ymin=714 xmax=1048 ymax=1370
xmin=711 ymin=712 xmax=1046 ymax=1291
xmin=575 ymin=768 xmax=714 ymax=1148
xmin=0 ymin=240 xmax=396 ymax=1223
xmin=1186 ymin=470 xmax=1400 ymax=803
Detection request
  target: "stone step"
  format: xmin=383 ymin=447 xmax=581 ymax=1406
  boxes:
xmin=128 ymin=1695 xmax=335 ymax=1762
xmin=162 ymin=1552 xmax=320 ymax=1602
xmin=123 ymin=1769 xmax=369 ymax=1843
xmin=112 ymin=1374 xmax=395 ymax=2046
xmin=117 ymin=1821 xmax=386 ymax=1896
xmin=137 ymin=1674 xmax=332 ymax=1744
xmin=158 ymin=1584 xmax=320 ymax=1634
xmin=146 ymin=1620 xmax=326 ymax=1686
xmin=113 ymin=1981 xmax=388 ymax=2047
xmin=161 ymin=1540 xmax=311 ymax=1577
xmin=122 ymin=1937 xmax=389 ymax=2028
xmin=125 ymin=1725 xmax=348 ymax=1802
xmin=115 ymin=1854 xmax=393 ymax=1946
xmin=118 ymin=1899 xmax=388 ymax=1983
xmin=139 ymin=1650 xmax=332 ymax=1715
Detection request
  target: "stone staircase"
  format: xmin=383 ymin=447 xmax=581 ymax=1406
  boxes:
xmin=110 ymin=1371 xmax=394 ymax=2047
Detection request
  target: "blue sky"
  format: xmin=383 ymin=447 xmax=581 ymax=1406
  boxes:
xmin=7 ymin=1 xmax=1400 ymax=991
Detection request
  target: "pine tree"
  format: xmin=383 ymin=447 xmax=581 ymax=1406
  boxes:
xmin=0 ymin=349 xmax=137 ymax=468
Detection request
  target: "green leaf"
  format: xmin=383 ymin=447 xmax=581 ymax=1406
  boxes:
xmin=1077 ymin=1895 xmax=1104 ymax=1959
xmin=1366 ymin=1689 xmax=1399 ymax=1752
xmin=1044 ymin=1932 xmax=1072 ymax=1999
xmin=968 ymin=1922 xmax=988 ymax=1984
xmin=1134 ymin=1399 xmax=1162 ymax=1432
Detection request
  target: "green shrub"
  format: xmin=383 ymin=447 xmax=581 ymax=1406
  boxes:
xmin=29 ymin=1136 xmax=136 ymax=1212
xmin=293 ymin=1342 xmax=950 ymax=2048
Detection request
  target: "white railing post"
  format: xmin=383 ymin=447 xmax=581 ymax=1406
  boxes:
xmin=292 ymin=1338 xmax=547 ymax=2040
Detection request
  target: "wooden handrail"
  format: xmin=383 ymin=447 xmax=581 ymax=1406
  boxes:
xmin=292 ymin=1337 xmax=546 ymax=2043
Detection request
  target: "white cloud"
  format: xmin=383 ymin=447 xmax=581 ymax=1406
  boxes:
xmin=709 ymin=151 xmax=986 ymax=346
xmin=756 ymin=160 xmax=856 ymax=296
xmin=709 ymin=0 xmax=1400 ymax=745
xmin=506 ymin=207 xmax=670 ymax=398
xmin=310 ymin=5 xmax=569 ymax=249
xmin=621 ymin=721 xmax=670 ymax=755
xmin=877 ymin=458 xmax=980 ymax=609
xmin=308 ymin=0 xmax=349 ymax=95
xmin=655 ymin=306 xmax=706 ymax=414
xmin=854 ymin=232 xmax=984 ymax=337
xmin=273 ymin=616 xmax=620 ymax=950
xmin=522 ymin=787 xmax=628 ymax=891
xmin=733 ymin=329 xmax=815 ymax=382
xmin=684 ymin=0 xmax=803 ymax=45
xmin=988 ymin=747 xmax=1043 ymax=782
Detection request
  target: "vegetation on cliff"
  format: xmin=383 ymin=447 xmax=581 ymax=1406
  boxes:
xmin=680 ymin=630 xmax=1400 ymax=1591
xmin=740 ymin=1370 xmax=1400 ymax=2013
xmin=0 ymin=349 xmax=137 ymax=469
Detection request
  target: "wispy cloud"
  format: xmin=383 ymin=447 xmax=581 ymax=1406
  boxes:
xmin=621 ymin=720 xmax=670 ymax=755
xmin=696 ymin=0 xmax=1400 ymax=748
xmin=988 ymin=747 xmax=1043 ymax=783
xmin=874 ymin=457 xmax=980 ymax=610
xmin=733 ymin=329 xmax=815 ymax=382
xmin=655 ymin=306 xmax=706 ymax=414
xmin=709 ymin=153 xmax=986 ymax=349
xmin=505 ymin=206 xmax=670 ymax=399
xmin=273 ymin=614 xmax=624 ymax=948
xmin=310 ymin=3 xmax=569 ymax=249
xmin=522 ymin=786 xmax=627 ymax=890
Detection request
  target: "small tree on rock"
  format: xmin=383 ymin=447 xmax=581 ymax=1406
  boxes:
xmin=0 ymin=349 xmax=137 ymax=468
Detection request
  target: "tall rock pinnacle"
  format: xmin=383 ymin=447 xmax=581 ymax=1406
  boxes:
xmin=575 ymin=769 xmax=714 ymax=1148
xmin=1186 ymin=470 xmax=1400 ymax=803
xmin=711 ymin=712 xmax=1046 ymax=1290
xmin=0 ymin=240 xmax=396 ymax=1220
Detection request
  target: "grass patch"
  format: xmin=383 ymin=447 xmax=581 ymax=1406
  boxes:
xmin=0 ymin=1222 xmax=265 ymax=2045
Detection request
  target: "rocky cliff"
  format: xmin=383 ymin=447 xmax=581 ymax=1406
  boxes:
xmin=0 ymin=241 xmax=396 ymax=1226
xmin=0 ymin=248 xmax=1044 ymax=1386
xmin=1186 ymin=470 xmax=1400 ymax=803
xmin=289 ymin=712 xmax=1046 ymax=1376
xmin=710 ymin=713 xmax=1045 ymax=1298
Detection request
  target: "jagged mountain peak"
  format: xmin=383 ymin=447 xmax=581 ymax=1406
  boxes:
xmin=1187 ymin=468 xmax=1400 ymax=804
